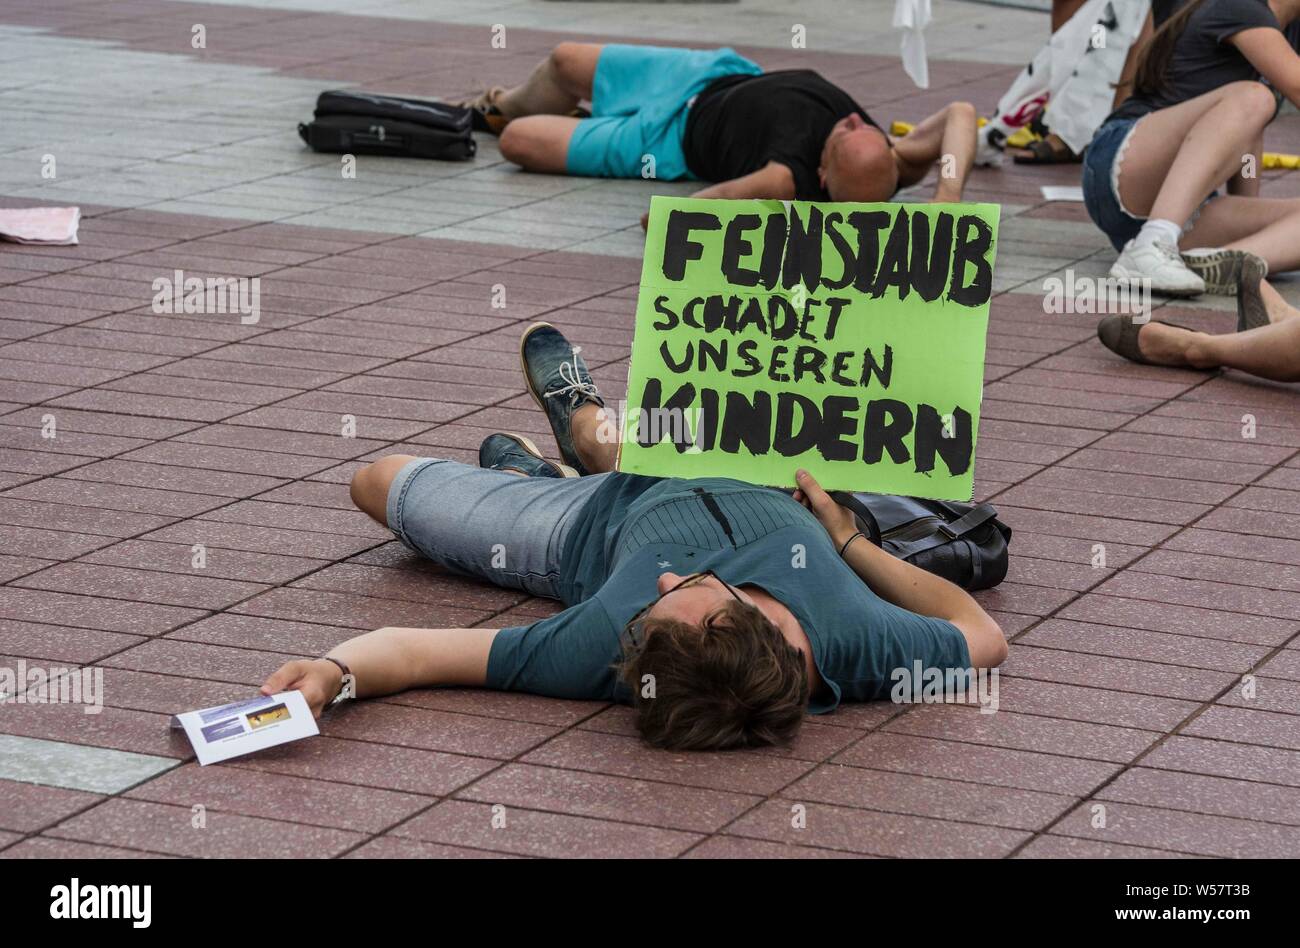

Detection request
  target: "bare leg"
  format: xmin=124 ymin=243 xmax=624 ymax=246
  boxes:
xmin=496 ymin=42 xmax=603 ymax=119
xmin=570 ymin=402 xmax=619 ymax=474
xmin=1006 ymin=132 xmax=1075 ymax=161
xmin=1117 ymin=81 xmax=1278 ymax=227
xmin=1181 ymin=194 xmax=1300 ymax=273
xmin=1259 ymin=279 xmax=1300 ymax=322
xmin=350 ymin=454 xmax=418 ymax=525
xmin=1227 ymin=129 xmax=1263 ymax=198
xmin=494 ymin=43 xmax=604 ymax=172
xmin=1136 ymin=319 xmax=1300 ymax=382
xmin=498 ymin=114 xmax=582 ymax=173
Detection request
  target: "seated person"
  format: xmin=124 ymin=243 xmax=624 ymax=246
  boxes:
xmin=261 ymin=323 xmax=1007 ymax=752
xmin=463 ymin=42 xmax=977 ymax=206
xmin=1082 ymin=0 xmax=1300 ymax=295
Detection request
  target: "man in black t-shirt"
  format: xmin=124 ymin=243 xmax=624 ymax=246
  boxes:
xmin=679 ymin=69 xmax=975 ymax=204
xmin=464 ymin=43 xmax=977 ymax=215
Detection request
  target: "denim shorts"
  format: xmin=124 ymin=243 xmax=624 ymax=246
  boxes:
xmin=1082 ymin=117 xmax=1144 ymax=251
xmin=1084 ymin=116 xmax=1221 ymax=250
xmin=386 ymin=457 xmax=607 ymax=600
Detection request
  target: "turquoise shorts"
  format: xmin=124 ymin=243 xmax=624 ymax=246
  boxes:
xmin=565 ymin=44 xmax=762 ymax=181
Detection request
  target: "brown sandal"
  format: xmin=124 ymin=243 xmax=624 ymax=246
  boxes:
xmin=1011 ymin=134 xmax=1082 ymax=165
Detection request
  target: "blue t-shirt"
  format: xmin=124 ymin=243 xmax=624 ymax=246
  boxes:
xmin=486 ymin=475 xmax=971 ymax=713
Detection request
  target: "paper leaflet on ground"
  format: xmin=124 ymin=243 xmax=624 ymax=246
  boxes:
xmin=170 ymin=690 xmax=318 ymax=765
xmin=1040 ymin=185 xmax=1083 ymax=202
xmin=0 ymin=206 xmax=81 ymax=245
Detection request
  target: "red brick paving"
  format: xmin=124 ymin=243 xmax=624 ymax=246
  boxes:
xmin=1 ymin=0 xmax=1299 ymax=859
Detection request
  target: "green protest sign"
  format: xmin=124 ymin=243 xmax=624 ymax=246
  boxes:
xmin=617 ymin=196 xmax=999 ymax=501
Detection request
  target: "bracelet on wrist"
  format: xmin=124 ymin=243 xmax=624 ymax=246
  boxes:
xmin=321 ymin=656 xmax=354 ymax=706
xmin=838 ymin=531 xmax=866 ymax=557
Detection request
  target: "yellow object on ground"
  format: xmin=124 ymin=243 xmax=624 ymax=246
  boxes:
xmin=1264 ymin=152 xmax=1300 ymax=169
xmin=889 ymin=117 xmax=1002 ymax=136
xmin=1004 ymin=126 xmax=1039 ymax=148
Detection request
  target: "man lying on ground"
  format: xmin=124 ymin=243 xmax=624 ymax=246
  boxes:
xmin=260 ymin=323 xmax=1006 ymax=752
xmin=462 ymin=42 xmax=978 ymax=211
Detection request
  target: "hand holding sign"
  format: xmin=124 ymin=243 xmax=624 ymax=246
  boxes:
xmin=792 ymin=468 xmax=859 ymax=549
xmin=617 ymin=196 xmax=998 ymax=501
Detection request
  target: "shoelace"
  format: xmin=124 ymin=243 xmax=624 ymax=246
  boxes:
xmin=1152 ymin=240 xmax=1186 ymax=264
xmin=544 ymin=346 xmax=600 ymax=406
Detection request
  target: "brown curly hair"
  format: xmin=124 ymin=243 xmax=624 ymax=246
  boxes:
xmin=619 ymin=599 xmax=810 ymax=751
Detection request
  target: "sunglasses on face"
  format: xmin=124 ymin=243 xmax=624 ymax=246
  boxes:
xmin=625 ymin=570 xmax=742 ymax=649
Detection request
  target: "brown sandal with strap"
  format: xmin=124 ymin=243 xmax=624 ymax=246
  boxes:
xmin=1011 ymin=134 xmax=1082 ymax=165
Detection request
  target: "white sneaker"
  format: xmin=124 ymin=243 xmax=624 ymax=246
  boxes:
xmin=1110 ymin=238 xmax=1205 ymax=297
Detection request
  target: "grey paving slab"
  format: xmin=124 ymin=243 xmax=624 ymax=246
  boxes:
xmin=163 ymin=0 xmax=1048 ymax=63
xmin=0 ymin=734 xmax=178 ymax=794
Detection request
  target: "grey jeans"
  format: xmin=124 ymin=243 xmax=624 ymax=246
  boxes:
xmin=386 ymin=457 xmax=608 ymax=600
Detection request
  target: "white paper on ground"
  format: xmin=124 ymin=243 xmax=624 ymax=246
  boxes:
xmin=1041 ymin=185 xmax=1084 ymax=202
xmin=171 ymin=690 xmax=318 ymax=765
xmin=893 ymin=0 xmax=932 ymax=89
xmin=0 ymin=206 xmax=80 ymax=245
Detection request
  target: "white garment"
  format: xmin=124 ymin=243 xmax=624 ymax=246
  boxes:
xmin=893 ymin=0 xmax=932 ymax=90
xmin=0 ymin=206 xmax=80 ymax=245
xmin=982 ymin=0 xmax=1150 ymax=154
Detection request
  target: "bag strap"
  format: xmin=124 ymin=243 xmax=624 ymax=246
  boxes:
xmin=887 ymin=503 xmax=1000 ymax=559
xmin=829 ymin=490 xmax=882 ymax=546
xmin=938 ymin=503 xmax=1000 ymax=539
